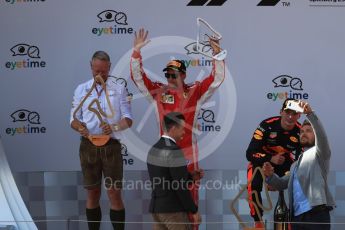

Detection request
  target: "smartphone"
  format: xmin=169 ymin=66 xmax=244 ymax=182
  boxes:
xmin=286 ymin=100 xmax=304 ymax=113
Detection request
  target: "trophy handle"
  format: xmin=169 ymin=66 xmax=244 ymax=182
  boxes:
xmin=93 ymin=75 xmax=115 ymax=119
xmin=230 ymin=167 xmax=273 ymax=229
xmin=73 ymin=75 xmax=116 ymax=122
xmin=88 ymin=99 xmax=108 ymax=125
xmin=72 ymin=79 xmax=97 ymax=122
xmin=196 ymin=17 xmax=227 ymax=61
xmin=72 ymin=75 xmax=116 ymax=146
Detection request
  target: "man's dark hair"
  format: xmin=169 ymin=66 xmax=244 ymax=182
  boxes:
xmin=91 ymin=50 xmax=110 ymax=62
xmin=163 ymin=112 xmax=185 ymax=132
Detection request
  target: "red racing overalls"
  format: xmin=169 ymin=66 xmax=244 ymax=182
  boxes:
xmin=131 ymin=51 xmax=225 ymax=229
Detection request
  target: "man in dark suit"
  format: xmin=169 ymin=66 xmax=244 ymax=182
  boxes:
xmin=147 ymin=112 xmax=203 ymax=230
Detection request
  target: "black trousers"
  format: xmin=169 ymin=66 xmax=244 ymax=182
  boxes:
xmin=291 ymin=207 xmax=331 ymax=230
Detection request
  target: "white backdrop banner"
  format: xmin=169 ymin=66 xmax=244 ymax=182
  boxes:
xmin=0 ymin=0 xmax=344 ymax=171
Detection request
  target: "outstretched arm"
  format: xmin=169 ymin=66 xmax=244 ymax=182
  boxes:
xmin=263 ymin=162 xmax=290 ymax=191
xmin=133 ymin=28 xmax=150 ymax=53
xmin=130 ymin=28 xmax=161 ymax=99
xmin=299 ymin=101 xmax=331 ymax=161
xmin=197 ymin=38 xmax=225 ymax=101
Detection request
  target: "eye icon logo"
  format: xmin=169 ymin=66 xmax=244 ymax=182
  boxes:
xmin=10 ymin=44 xmax=40 ymax=59
xmin=93 ymin=10 xmax=133 ymax=36
xmin=184 ymin=42 xmax=212 ymax=56
xmin=120 ymin=143 xmax=135 ymax=166
xmin=10 ymin=109 xmax=41 ymax=124
xmin=121 ymin=143 xmax=128 ymax=156
xmin=115 ymin=77 xmax=128 ymax=87
xmin=107 ymin=76 xmax=128 ymax=87
xmin=108 ymin=76 xmax=133 ymax=100
xmin=97 ymin=10 xmax=128 ymax=25
xmin=198 ymin=109 xmax=216 ymax=123
xmin=272 ymin=75 xmax=303 ymax=91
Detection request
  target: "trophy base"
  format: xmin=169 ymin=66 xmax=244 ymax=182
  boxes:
xmin=88 ymin=135 xmax=110 ymax=146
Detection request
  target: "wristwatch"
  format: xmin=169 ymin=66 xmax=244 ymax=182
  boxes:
xmin=112 ymin=124 xmax=119 ymax=132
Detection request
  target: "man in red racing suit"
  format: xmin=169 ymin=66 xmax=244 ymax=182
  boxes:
xmin=246 ymin=98 xmax=302 ymax=228
xmin=130 ymin=28 xmax=226 ymax=228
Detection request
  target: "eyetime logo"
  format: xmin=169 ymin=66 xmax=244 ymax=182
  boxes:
xmin=266 ymin=75 xmax=310 ymax=101
xmin=92 ymin=10 xmax=134 ymax=36
xmin=181 ymin=42 xmax=213 ymax=68
xmin=5 ymin=0 xmax=45 ymax=4
xmin=5 ymin=109 xmax=47 ymax=136
xmin=121 ymin=144 xmax=134 ymax=166
xmin=5 ymin=43 xmax=46 ymax=70
xmin=197 ymin=108 xmax=221 ymax=132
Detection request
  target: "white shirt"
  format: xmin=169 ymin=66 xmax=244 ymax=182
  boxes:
xmin=70 ymin=76 xmax=132 ymax=140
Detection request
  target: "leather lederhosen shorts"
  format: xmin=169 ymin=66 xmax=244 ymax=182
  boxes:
xmin=79 ymin=137 xmax=123 ymax=189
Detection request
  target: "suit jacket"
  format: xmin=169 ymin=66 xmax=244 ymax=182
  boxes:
xmin=266 ymin=112 xmax=335 ymax=218
xmin=147 ymin=136 xmax=198 ymax=214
